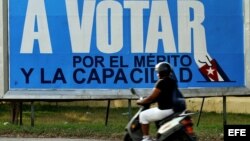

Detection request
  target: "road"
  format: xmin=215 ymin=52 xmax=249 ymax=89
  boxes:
xmin=0 ymin=138 xmax=115 ymax=141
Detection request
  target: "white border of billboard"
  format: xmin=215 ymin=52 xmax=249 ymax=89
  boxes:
xmin=0 ymin=0 xmax=8 ymax=98
xmin=245 ymin=0 xmax=250 ymax=89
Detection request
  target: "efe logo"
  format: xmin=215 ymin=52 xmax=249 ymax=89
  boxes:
xmin=228 ymin=129 xmax=246 ymax=136
xmin=224 ymin=125 xmax=250 ymax=141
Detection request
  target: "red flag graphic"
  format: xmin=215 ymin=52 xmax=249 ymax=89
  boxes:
xmin=199 ymin=59 xmax=223 ymax=81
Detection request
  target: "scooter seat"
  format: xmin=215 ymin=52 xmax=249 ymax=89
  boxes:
xmin=155 ymin=111 xmax=183 ymax=129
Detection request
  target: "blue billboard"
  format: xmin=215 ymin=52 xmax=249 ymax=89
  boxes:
xmin=9 ymin=0 xmax=244 ymax=89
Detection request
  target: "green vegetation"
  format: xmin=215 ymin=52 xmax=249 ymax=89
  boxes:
xmin=0 ymin=101 xmax=250 ymax=141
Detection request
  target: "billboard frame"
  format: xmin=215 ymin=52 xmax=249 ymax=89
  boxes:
xmin=1 ymin=0 xmax=250 ymax=100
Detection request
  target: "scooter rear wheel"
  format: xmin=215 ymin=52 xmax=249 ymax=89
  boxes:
xmin=162 ymin=130 xmax=195 ymax=141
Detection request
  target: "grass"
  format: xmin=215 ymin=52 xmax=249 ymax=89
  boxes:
xmin=0 ymin=101 xmax=250 ymax=141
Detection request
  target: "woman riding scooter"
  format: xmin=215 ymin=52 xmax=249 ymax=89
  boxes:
xmin=136 ymin=62 xmax=182 ymax=141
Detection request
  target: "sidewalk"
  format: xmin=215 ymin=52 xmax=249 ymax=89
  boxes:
xmin=0 ymin=138 xmax=113 ymax=141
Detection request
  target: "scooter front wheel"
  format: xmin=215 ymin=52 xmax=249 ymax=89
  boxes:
xmin=123 ymin=132 xmax=133 ymax=141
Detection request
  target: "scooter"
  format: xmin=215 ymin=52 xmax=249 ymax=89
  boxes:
xmin=124 ymin=88 xmax=197 ymax=141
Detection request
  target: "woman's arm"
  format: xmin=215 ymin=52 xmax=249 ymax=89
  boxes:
xmin=136 ymin=88 xmax=160 ymax=105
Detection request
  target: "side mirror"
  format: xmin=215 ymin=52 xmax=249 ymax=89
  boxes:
xmin=130 ymin=88 xmax=136 ymax=95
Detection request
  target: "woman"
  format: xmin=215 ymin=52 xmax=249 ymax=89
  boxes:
xmin=136 ymin=62 xmax=178 ymax=141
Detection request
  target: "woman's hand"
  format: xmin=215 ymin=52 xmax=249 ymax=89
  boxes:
xmin=136 ymin=99 xmax=144 ymax=105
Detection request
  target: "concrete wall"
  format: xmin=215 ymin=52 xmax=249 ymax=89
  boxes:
xmin=69 ymin=97 xmax=250 ymax=114
xmin=186 ymin=97 xmax=250 ymax=114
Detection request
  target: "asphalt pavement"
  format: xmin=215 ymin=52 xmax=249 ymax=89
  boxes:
xmin=0 ymin=138 xmax=114 ymax=141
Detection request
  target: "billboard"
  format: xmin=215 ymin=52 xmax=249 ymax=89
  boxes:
xmin=8 ymin=0 xmax=245 ymax=90
xmin=1 ymin=0 xmax=249 ymax=99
